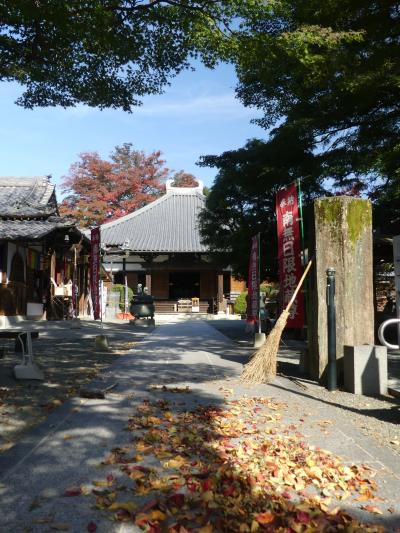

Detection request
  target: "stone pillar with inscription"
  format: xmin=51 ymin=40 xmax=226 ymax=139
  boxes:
xmin=308 ymin=196 xmax=374 ymax=382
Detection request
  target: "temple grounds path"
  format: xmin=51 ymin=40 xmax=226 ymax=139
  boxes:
xmin=0 ymin=319 xmax=399 ymax=532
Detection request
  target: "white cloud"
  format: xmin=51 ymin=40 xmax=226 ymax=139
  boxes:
xmin=135 ymin=93 xmax=257 ymax=120
xmin=44 ymin=92 xmax=260 ymax=124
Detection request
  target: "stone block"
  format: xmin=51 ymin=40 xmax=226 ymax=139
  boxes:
xmin=95 ymin=335 xmax=110 ymax=352
xmin=344 ymin=345 xmax=387 ymax=396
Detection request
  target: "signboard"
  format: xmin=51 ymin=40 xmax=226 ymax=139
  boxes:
xmin=276 ymin=183 xmax=304 ymax=327
xmin=247 ymin=235 xmax=259 ymax=326
xmin=90 ymin=227 xmax=101 ymax=320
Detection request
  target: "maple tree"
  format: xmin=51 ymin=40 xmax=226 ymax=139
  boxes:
xmin=171 ymin=171 xmax=199 ymax=188
xmin=60 ymin=143 xmax=168 ymax=226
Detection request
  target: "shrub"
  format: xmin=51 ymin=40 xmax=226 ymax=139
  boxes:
xmin=111 ymin=284 xmax=134 ymax=311
xmin=260 ymin=283 xmax=279 ymax=300
xmin=234 ymin=291 xmax=248 ymax=315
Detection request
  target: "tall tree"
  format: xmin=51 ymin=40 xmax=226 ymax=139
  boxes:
xmin=171 ymin=171 xmax=199 ymax=188
xmin=199 ymin=133 xmax=326 ymax=278
xmin=0 ymin=1 xmax=260 ymax=110
xmin=199 ymin=0 xmax=399 ymax=265
xmin=60 ymin=143 xmax=167 ymax=226
xmin=233 ymin=0 xmax=400 ymax=189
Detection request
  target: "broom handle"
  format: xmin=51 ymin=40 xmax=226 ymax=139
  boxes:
xmin=285 ymin=258 xmax=313 ymax=312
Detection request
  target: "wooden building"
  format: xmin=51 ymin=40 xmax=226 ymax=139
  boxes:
xmin=0 ymin=176 xmax=90 ymax=322
xmin=101 ymin=181 xmax=245 ymax=313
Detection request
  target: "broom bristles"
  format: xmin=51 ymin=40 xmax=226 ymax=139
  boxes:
xmin=241 ymin=309 xmax=290 ymax=383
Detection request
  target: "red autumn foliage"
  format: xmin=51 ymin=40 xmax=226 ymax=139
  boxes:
xmin=171 ymin=170 xmax=199 ymax=188
xmin=59 ymin=143 xmax=168 ymax=227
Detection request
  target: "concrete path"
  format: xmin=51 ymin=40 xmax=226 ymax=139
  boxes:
xmin=0 ymin=319 xmax=399 ymax=532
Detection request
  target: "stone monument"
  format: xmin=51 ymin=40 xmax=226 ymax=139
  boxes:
xmin=308 ymin=196 xmax=375 ymax=383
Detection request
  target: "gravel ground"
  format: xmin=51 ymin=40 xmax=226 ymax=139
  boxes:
xmin=0 ymin=319 xmax=153 ymax=453
xmin=294 ymin=379 xmax=400 ymax=456
xmin=209 ymin=319 xmax=400 ymax=458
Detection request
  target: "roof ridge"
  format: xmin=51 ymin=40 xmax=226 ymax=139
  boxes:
xmin=100 ymin=191 xmax=207 ymax=252
xmin=0 ymin=176 xmax=49 ymax=186
xmin=100 ymin=193 xmax=169 ymax=230
xmin=100 ymin=190 xmax=206 ymax=232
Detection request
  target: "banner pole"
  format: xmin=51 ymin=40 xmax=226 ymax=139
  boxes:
xmin=258 ymin=232 xmax=261 ymax=334
xmin=297 ymin=179 xmax=306 ymax=264
xmin=98 ymin=228 xmax=102 ymax=326
xmin=297 ymin=179 xmax=308 ymax=329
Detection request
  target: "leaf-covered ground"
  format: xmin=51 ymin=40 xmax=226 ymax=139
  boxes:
xmin=0 ymin=322 xmax=147 ymax=453
xmin=79 ymin=390 xmax=388 ymax=532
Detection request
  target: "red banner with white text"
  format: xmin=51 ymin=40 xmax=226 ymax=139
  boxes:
xmin=90 ymin=227 xmax=101 ymax=320
xmin=246 ymin=235 xmax=259 ymax=325
xmin=276 ymin=184 xmax=304 ymax=327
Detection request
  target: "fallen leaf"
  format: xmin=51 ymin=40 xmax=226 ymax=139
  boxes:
xmin=50 ymin=524 xmax=70 ymax=531
xmin=296 ymin=511 xmax=311 ymax=524
xmin=64 ymin=487 xmax=81 ymax=497
xmin=108 ymin=501 xmax=137 ymax=514
xmin=362 ymin=505 xmax=383 ymax=514
xmin=198 ymin=525 xmax=213 ymax=533
xmin=255 ymin=511 xmax=274 ymax=524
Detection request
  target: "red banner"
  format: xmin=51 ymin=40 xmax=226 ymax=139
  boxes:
xmin=246 ymin=235 xmax=259 ymax=325
xmin=276 ymin=183 xmax=304 ymax=328
xmin=90 ymin=227 xmax=101 ymax=320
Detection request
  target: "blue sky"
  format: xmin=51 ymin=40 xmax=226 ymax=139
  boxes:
xmin=0 ymin=63 xmax=265 ymax=196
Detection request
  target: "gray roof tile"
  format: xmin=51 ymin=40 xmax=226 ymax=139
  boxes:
xmin=0 ymin=176 xmax=57 ymax=218
xmin=100 ymin=188 xmax=208 ymax=253
xmin=0 ymin=218 xmax=71 ymax=241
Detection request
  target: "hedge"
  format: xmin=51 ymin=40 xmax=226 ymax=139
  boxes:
xmin=111 ymin=284 xmax=134 ymax=311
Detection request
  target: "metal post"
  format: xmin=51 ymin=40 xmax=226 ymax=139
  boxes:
xmin=326 ymin=267 xmax=337 ymax=391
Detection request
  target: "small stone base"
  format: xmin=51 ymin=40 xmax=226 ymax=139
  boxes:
xmin=130 ymin=318 xmax=155 ymax=327
xmin=95 ymin=335 xmax=110 ymax=351
xmin=14 ymin=362 xmax=44 ymax=380
xmin=344 ymin=345 xmax=387 ymax=396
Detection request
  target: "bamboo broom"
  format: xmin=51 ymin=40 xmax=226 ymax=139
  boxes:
xmin=241 ymin=258 xmax=313 ymax=383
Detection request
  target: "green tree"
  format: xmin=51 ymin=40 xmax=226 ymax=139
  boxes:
xmin=233 ymin=0 xmax=400 ymax=189
xmin=199 ymin=0 xmax=400 ymax=266
xmin=198 ymin=133 xmax=325 ymax=279
xmin=0 ymin=1 xmax=260 ymax=110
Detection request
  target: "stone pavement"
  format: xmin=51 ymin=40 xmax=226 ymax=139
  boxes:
xmin=0 ymin=319 xmax=399 ymax=532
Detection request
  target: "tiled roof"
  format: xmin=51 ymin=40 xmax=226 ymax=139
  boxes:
xmin=0 ymin=176 xmax=57 ymax=218
xmin=0 ymin=218 xmax=73 ymax=241
xmin=100 ymin=185 xmax=208 ymax=253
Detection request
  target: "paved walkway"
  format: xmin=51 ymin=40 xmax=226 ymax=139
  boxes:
xmin=0 ymin=320 xmax=399 ymax=532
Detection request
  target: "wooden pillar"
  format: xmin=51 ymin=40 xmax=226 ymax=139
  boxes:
xmin=308 ymin=197 xmax=374 ymax=382
xmin=145 ymin=272 xmax=152 ymax=294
